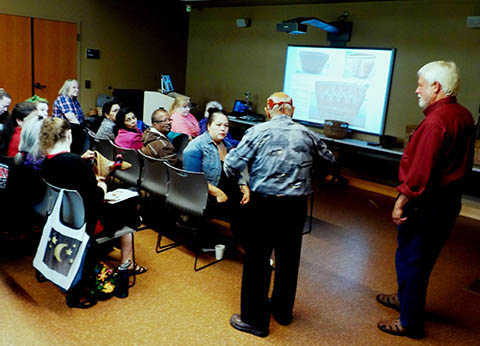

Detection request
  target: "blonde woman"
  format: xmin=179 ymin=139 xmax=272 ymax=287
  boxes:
xmin=170 ymin=95 xmax=200 ymax=138
xmin=52 ymin=79 xmax=83 ymax=124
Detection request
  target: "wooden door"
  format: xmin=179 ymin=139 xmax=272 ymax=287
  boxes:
xmin=0 ymin=14 xmax=32 ymax=108
xmin=33 ymin=18 xmax=77 ymax=106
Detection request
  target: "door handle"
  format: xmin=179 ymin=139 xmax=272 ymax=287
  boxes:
xmin=33 ymin=82 xmax=46 ymax=89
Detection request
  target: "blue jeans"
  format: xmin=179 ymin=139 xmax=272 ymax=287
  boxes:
xmin=395 ymin=190 xmax=461 ymax=330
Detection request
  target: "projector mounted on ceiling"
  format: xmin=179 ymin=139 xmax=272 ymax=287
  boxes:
xmin=276 ymin=12 xmax=353 ymax=47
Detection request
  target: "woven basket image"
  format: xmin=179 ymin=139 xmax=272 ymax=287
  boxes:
xmin=315 ymin=81 xmax=368 ymax=123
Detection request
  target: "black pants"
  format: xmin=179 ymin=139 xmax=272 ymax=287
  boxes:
xmin=240 ymin=192 xmax=307 ymax=331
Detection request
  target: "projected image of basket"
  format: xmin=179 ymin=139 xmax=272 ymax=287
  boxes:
xmin=315 ymin=81 xmax=368 ymax=123
xmin=299 ymin=51 xmax=329 ymax=74
xmin=345 ymin=53 xmax=376 ymax=79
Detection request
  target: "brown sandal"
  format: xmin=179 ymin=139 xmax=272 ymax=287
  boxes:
xmin=376 ymin=293 xmax=400 ymax=311
xmin=377 ymin=319 xmax=424 ymax=338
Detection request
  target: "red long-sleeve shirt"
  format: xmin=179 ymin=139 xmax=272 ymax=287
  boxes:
xmin=397 ymin=96 xmax=474 ymax=199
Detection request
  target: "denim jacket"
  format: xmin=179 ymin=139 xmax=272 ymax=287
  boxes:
xmin=183 ymin=132 xmax=246 ymax=186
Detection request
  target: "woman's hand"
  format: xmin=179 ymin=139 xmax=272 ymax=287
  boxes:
xmin=208 ymin=184 xmax=228 ymax=203
xmin=239 ymin=185 xmax=250 ymax=205
xmin=81 ymin=150 xmax=95 ymax=160
xmin=215 ymin=189 xmax=228 ymax=203
xmin=96 ymin=176 xmax=107 ymax=195
xmin=64 ymin=112 xmax=80 ymax=124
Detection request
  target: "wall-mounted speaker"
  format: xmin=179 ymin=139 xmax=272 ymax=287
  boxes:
xmin=236 ymin=18 xmax=251 ymax=28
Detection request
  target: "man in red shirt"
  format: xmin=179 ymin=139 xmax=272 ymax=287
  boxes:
xmin=376 ymin=61 xmax=474 ymax=338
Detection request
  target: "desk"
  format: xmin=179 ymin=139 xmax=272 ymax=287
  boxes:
xmin=317 ymin=134 xmax=403 ymax=158
xmin=228 ymin=116 xmax=264 ymax=127
xmin=228 ymin=116 xmax=480 ymax=182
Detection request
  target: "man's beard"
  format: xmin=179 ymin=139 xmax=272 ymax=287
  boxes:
xmin=417 ymin=93 xmax=432 ymax=109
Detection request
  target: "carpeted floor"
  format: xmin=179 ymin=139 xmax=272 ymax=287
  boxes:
xmin=1 ymin=183 xmax=479 ymax=345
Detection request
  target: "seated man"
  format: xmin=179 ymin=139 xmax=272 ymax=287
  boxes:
xmin=141 ymin=108 xmax=177 ymax=166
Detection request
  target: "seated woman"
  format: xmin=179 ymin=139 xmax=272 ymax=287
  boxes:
xmin=25 ymin=95 xmax=49 ymax=118
xmin=0 ymin=102 xmax=38 ymax=157
xmin=170 ymin=95 xmax=200 ymax=139
xmin=39 ymin=118 xmax=147 ymax=283
xmin=200 ymin=101 xmax=240 ymax=147
xmin=183 ymin=109 xmax=249 ymax=224
xmin=4 ymin=113 xmax=46 ymax=236
xmin=114 ymin=107 xmax=143 ymax=150
xmin=96 ymin=101 xmax=120 ymax=141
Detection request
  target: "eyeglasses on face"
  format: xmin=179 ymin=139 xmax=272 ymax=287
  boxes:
xmin=152 ymin=118 xmax=171 ymax=123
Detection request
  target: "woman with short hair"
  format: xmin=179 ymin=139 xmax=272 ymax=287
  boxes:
xmin=0 ymin=102 xmax=38 ymax=157
xmin=170 ymin=95 xmax=200 ymax=139
xmin=96 ymin=101 xmax=121 ymax=141
xmin=52 ymin=79 xmax=87 ymax=154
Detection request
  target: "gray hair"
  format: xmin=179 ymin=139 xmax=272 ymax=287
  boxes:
xmin=18 ymin=113 xmax=44 ymax=159
xmin=417 ymin=61 xmax=459 ymax=96
xmin=58 ymin=79 xmax=78 ymax=96
xmin=204 ymin=101 xmax=223 ymax=118
xmin=0 ymin=88 xmax=11 ymax=100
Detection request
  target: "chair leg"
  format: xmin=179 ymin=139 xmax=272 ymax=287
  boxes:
xmin=303 ymin=193 xmax=314 ymax=235
xmin=193 ymin=250 xmax=223 ymax=272
xmin=156 ymin=232 xmax=180 ymax=253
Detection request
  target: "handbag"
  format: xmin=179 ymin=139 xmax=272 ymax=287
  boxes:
xmin=33 ymin=189 xmax=90 ymax=291
xmin=91 ymin=261 xmax=117 ymax=301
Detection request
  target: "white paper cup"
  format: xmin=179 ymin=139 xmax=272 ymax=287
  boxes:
xmin=215 ymin=244 xmax=225 ymax=260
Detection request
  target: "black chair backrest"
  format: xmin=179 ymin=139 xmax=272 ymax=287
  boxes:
xmin=111 ymin=141 xmax=143 ymax=188
xmin=171 ymin=134 xmax=189 ymax=166
xmin=95 ymin=138 xmax=115 ymax=161
xmin=86 ymin=128 xmax=98 ymax=151
xmin=138 ymin=150 xmax=169 ymax=197
xmin=36 ymin=181 xmax=86 ymax=229
xmin=164 ymin=162 xmax=208 ymax=216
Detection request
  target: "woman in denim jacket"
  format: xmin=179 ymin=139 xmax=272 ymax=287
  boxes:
xmin=183 ymin=109 xmax=249 ymax=222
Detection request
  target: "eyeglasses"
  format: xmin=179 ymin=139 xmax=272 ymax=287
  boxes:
xmin=267 ymin=99 xmax=293 ymax=110
xmin=153 ymin=118 xmax=171 ymax=123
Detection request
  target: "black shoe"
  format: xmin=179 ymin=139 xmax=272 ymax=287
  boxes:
xmin=229 ymin=314 xmax=269 ymax=337
xmin=66 ymin=287 xmax=97 ymax=309
xmin=272 ymin=313 xmax=292 ymax=326
xmin=268 ymin=298 xmax=293 ymax=325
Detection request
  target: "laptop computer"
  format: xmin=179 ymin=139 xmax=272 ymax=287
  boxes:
xmin=230 ymin=100 xmax=250 ymax=116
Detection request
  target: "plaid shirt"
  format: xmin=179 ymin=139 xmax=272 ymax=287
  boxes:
xmin=52 ymin=94 xmax=84 ymax=123
xmin=224 ymin=115 xmax=335 ymax=196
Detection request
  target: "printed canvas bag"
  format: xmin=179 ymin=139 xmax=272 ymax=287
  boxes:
xmin=33 ymin=189 xmax=90 ymax=291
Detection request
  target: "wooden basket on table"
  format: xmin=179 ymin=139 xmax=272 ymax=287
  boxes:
xmin=324 ymin=120 xmax=349 ymax=139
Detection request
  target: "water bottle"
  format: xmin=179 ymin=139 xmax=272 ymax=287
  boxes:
xmin=116 ymin=259 xmax=131 ymax=299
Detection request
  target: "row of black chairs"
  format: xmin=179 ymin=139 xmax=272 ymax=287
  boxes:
xmin=88 ymin=132 xmax=221 ymax=271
